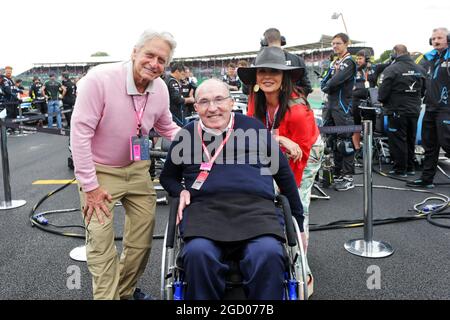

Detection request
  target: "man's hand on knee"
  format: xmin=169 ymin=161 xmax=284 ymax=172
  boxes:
xmin=83 ymin=187 xmax=113 ymax=225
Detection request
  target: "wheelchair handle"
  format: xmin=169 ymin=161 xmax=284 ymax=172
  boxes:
xmin=276 ymin=195 xmax=297 ymax=247
xmin=166 ymin=197 xmax=179 ymax=249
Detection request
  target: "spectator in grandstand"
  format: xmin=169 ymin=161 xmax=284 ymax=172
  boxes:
xmin=159 ymin=78 xmax=305 ymax=300
xmin=261 ymin=28 xmax=313 ymax=97
xmin=71 ymin=28 xmax=180 ymax=300
xmin=240 ymin=46 xmax=322 ymax=297
xmin=407 ymin=27 xmax=450 ymax=188
xmin=378 ymin=45 xmax=426 ymax=177
xmin=165 ymin=62 xmax=195 ymax=126
xmin=320 ymin=33 xmax=357 ymax=191
xmin=42 ymin=73 xmax=65 ymax=129
xmin=222 ymin=62 xmax=241 ymax=91
xmin=61 ymin=73 xmax=77 ymax=129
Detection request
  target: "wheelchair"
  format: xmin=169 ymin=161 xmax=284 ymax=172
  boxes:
xmin=160 ymin=195 xmax=309 ymax=300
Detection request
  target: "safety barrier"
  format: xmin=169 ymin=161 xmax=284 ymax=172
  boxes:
xmin=318 ymin=125 xmax=362 ymax=134
xmin=344 ymin=120 xmax=394 ymax=258
xmin=0 ymin=118 xmax=26 ymax=210
xmin=0 ymin=99 xmax=71 ymax=209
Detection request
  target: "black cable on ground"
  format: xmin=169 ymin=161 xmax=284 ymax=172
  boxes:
xmin=310 ymin=182 xmax=450 ymax=230
xmin=427 ymin=211 xmax=450 ymax=228
xmin=30 ymin=178 xmax=165 ymax=239
xmin=372 ymin=167 xmax=450 ymax=228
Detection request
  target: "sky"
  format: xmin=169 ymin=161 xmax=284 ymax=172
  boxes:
xmin=2 ymin=0 xmax=449 ymax=75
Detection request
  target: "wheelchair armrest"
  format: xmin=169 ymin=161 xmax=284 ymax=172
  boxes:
xmin=166 ymin=197 xmax=179 ymax=249
xmin=275 ymin=194 xmax=297 ymax=247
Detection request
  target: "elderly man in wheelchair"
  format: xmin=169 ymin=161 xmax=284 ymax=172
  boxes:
xmin=159 ymin=79 xmax=308 ymax=300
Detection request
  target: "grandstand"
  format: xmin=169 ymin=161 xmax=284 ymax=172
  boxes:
xmin=174 ymin=34 xmax=372 ymax=88
xmin=16 ymin=56 xmax=121 ymax=86
xmin=15 ymin=35 xmax=372 ymax=89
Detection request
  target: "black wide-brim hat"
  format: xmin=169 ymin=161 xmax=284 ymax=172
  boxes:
xmin=237 ymin=46 xmax=304 ymax=85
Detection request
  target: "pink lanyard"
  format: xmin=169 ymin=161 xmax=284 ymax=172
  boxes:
xmin=265 ymin=106 xmax=279 ymax=133
xmin=197 ymin=116 xmax=235 ymax=169
xmin=131 ymin=94 xmax=149 ymax=136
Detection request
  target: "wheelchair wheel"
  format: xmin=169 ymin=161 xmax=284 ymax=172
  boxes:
xmin=287 ymin=218 xmax=309 ymax=300
xmin=160 ymin=199 xmax=185 ymax=300
xmin=278 ymin=194 xmax=309 ymax=300
xmin=160 ymin=222 xmax=171 ymax=299
xmin=161 ymin=222 xmax=179 ymax=300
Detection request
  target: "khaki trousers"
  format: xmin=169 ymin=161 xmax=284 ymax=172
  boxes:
xmin=79 ymin=160 xmax=156 ymax=300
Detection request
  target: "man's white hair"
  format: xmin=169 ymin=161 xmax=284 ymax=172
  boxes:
xmin=432 ymin=27 xmax=449 ymax=34
xmin=134 ymin=29 xmax=177 ymax=65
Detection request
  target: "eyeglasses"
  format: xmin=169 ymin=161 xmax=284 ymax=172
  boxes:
xmin=195 ymin=96 xmax=231 ymax=108
xmin=331 ymin=42 xmax=344 ymax=46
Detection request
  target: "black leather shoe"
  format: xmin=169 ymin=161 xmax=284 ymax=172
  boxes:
xmin=133 ymin=288 xmax=155 ymax=300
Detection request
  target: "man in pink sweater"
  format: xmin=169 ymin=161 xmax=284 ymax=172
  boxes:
xmin=70 ymin=29 xmax=180 ymax=300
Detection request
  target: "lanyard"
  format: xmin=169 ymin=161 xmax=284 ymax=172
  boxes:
xmin=197 ymin=116 xmax=235 ymax=169
xmin=131 ymin=94 xmax=149 ymax=137
xmin=265 ymin=106 xmax=279 ymax=133
xmin=363 ymin=68 xmax=369 ymax=81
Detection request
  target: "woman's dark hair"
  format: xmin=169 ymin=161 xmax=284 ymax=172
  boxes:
xmin=254 ymin=71 xmax=311 ymax=129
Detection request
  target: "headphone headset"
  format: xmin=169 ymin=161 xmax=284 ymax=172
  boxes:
xmin=260 ymin=35 xmax=286 ymax=47
xmin=390 ymin=50 xmax=397 ymax=61
xmin=356 ymin=50 xmax=371 ymax=64
xmin=429 ymin=33 xmax=450 ymax=45
xmin=363 ymin=51 xmax=371 ymax=64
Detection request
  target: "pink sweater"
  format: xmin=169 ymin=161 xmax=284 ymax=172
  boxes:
xmin=71 ymin=61 xmax=180 ymax=192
